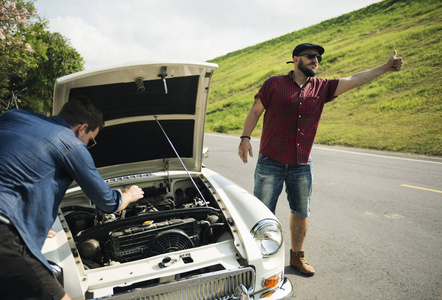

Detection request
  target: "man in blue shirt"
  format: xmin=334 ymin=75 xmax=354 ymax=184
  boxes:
xmin=0 ymin=96 xmax=144 ymax=300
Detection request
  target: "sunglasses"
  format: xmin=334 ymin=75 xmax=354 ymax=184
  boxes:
xmin=298 ymin=52 xmax=322 ymax=63
xmin=87 ymin=136 xmax=97 ymax=149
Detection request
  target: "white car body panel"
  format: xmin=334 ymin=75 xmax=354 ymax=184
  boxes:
xmin=42 ymin=61 xmax=292 ymax=299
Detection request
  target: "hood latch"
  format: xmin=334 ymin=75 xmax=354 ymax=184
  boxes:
xmin=158 ymin=66 xmax=168 ymax=94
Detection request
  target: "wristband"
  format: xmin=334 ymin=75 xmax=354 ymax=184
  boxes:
xmin=240 ymin=136 xmax=251 ymax=140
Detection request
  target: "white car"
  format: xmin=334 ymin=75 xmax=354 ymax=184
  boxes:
xmin=42 ymin=61 xmax=292 ymax=299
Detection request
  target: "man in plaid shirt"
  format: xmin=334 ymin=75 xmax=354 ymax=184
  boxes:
xmin=238 ymin=43 xmax=403 ymax=276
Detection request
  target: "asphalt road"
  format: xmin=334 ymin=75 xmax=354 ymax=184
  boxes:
xmin=203 ymin=133 xmax=442 ymax=300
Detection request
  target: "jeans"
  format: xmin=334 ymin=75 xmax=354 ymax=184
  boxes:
xmin=254 ymin=154 xmax=313 ymax=217
xmin=0 ymin=223 xmax=66 ymax=299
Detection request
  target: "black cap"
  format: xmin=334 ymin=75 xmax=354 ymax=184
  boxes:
xmin=287 ymin=43 xmax=325 ymax=64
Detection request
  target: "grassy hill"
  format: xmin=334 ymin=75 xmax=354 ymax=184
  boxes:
xmin=206 ymin=0 xmax=442 ymax=156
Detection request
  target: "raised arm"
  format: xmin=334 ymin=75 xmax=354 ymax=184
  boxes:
xmin=238 ymin=98 xmax=265 ymax=163
xmin=334 ymin=50 xmax=403 ymax=97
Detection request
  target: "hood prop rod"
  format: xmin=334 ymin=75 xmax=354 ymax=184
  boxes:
xmin=154 ymin=116 xmax=208 ymax=207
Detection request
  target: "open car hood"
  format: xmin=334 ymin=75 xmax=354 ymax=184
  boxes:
xmin=53 ymin=61 xmax=218 ymax=179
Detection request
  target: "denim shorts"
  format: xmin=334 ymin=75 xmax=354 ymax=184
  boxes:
xmin=254 ymin=154 xmax=313 ymax=217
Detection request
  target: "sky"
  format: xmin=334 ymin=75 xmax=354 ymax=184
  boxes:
xmin=34 ymin=0 xmax=382 ymax=71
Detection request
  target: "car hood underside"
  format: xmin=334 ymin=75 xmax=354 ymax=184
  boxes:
xmin=52 ymin=61 xmax=218 ymax=178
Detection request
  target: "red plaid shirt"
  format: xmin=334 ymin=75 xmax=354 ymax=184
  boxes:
xmin=256 ymin=71 xmax=339 ymax=165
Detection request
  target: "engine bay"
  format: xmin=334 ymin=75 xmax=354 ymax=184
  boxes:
xmin=62 ymin=177 xmax=230 ymax=269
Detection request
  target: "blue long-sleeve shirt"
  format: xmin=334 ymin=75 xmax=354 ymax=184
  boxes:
xmin=0 ymin=109 xmax=122 ymax=271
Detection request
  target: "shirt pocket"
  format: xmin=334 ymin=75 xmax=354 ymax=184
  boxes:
xmin=301 ymin=97 xmax=322 ymax=116
xmin=305 ymin=96 xmax=320 ymax=107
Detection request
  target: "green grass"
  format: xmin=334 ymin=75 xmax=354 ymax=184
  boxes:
xmin=206 ymin=0 xmax=442 ymax=156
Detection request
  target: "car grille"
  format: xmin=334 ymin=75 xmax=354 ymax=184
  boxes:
xmin=95 ymin=267 xmax=255 ymax=300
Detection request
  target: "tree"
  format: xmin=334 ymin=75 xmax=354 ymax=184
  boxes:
xmin=0 ymin=0 xmax=36 ymax=111
xmin=18 ymin=22 xmax=85 ymax=112
xmin=1 ymin=0 xmax=84 ymax=114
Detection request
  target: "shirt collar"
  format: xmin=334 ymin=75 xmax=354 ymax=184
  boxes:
xmin=50 ymin=115 xmax=71 ymax=129
xmin=289 ymin=70 xmax=311 ymax=87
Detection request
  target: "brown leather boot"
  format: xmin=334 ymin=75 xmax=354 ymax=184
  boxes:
xmin=290 ymin=250 xmax=315 ymax=276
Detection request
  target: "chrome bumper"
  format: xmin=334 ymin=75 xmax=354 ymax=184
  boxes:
xmin=253 ymin=277 xmax=293 ymax=299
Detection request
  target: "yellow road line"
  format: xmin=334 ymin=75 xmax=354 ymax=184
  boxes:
xmin=400 ymin=184 xmax=442 ymax=194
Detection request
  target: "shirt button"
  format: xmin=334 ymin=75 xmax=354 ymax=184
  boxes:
xmin=297 ymin=143 xmax=300 ymax=146
xmin=299 ymin=115 xmax=301 ymax=118
xmin=298 ymin=128 xmax=300 ymax=131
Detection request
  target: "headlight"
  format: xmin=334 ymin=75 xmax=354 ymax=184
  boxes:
xmin=251 ymin=219 xmax=283 ymax=257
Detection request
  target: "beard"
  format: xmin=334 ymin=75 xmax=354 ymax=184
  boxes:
xmin=298 ymin=59 xmax=317 ymax=77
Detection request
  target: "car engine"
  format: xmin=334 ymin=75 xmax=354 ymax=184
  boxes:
xmin=62 ymin=178 xmax=229 ymax=269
